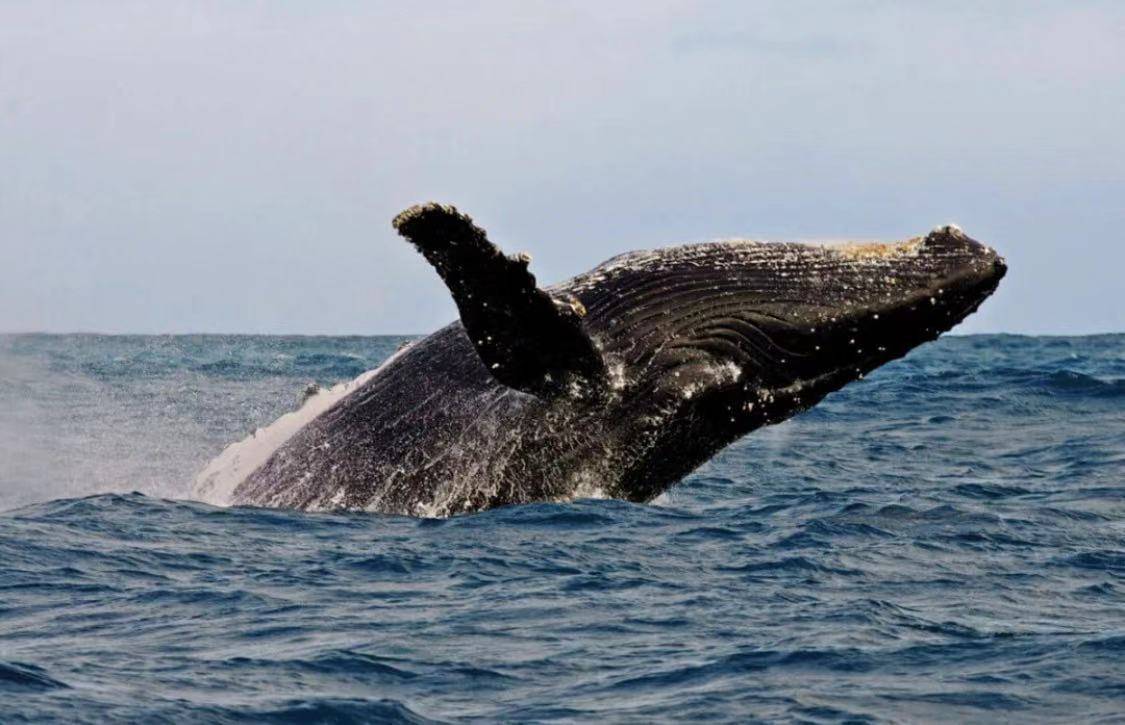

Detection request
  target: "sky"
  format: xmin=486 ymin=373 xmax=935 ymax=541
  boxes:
xmin=1 ymin=1 xmax=1122 ymax=335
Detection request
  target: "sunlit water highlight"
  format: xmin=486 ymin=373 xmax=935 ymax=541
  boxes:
xmin=1 ymin=334 xmax=1123 ymax=722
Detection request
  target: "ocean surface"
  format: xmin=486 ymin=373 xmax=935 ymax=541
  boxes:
xmin=1 ymin=333 xmax=1123 ymax=723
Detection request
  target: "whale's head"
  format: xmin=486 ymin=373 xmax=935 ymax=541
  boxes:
xmin=568 ymin=225 xmax=1005 ymax=497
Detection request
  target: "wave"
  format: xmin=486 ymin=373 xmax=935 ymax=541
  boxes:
xmin=0 ymin=661 xmax=69 ymax=692
xmin=195 ymin=698 xmax=438 ymax=724
xmin=1034 ymin=370 xmax=1125 ymax=398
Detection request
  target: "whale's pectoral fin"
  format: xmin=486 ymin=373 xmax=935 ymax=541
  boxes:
xmin=393 ymin=203 xmax=606 ymax=397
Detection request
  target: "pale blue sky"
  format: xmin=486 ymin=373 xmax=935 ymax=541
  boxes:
xmin=1 ymin=1 xmax=1122 ymax=334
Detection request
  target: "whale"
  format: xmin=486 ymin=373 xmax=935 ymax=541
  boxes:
xmin=192 ymin=203 xmax=1006 ymax=516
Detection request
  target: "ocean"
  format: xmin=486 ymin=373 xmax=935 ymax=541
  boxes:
xmin=1 ymin=333 xmax=1123 ymax=722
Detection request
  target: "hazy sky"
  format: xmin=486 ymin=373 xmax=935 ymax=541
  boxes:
xmin=1 ymin=1 xmax=1122 ymax=334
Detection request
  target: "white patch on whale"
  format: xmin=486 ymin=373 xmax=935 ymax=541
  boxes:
xmin=190 ymin=342 xmax=415 ymax=507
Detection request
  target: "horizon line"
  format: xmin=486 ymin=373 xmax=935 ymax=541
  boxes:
xmin=3 ymin=329 xmax=1124 ymax=339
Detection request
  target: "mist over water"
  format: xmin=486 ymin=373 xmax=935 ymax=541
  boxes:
xmin=1 ymin=334 xmax=1124 ymax=721
xmin=0 ymin=334 xmax=404 ymax=509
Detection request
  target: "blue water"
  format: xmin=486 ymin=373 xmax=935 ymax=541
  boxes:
xmin=1 ymin=334 xmax=1124 ymax=722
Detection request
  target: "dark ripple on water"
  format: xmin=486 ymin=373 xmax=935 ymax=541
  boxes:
xmin=1 ymin=334 xmax=1124 ymax=722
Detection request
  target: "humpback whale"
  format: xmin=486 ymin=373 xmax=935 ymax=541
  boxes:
xmin=193 ymin=204 xmax=1006 ymax=516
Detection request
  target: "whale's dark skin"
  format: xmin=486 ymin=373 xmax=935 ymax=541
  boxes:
xmin=225 ymin=203 xmax=1006 ymax=516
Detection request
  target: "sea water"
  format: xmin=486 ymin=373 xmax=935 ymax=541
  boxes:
xmin=1 ymin=333 xmax=1123 ymax=722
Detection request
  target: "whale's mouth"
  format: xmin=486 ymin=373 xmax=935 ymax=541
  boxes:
xmin=820 ymin=236 xmax=1006 ymax=379
xmin=951 ymin=257 xmax=1006 ymax=321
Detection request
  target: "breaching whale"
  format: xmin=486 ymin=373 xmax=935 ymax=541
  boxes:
xmin=193 ymin=203 xmax=1006 ymax=516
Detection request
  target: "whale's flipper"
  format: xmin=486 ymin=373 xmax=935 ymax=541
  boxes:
xmin=393 ymin=203 xmax=606 ymax=397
